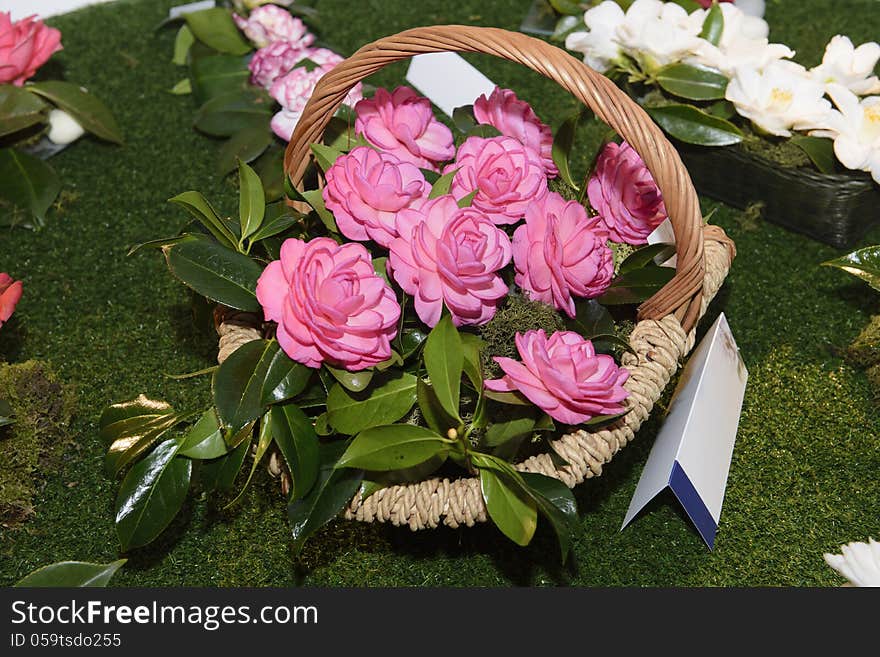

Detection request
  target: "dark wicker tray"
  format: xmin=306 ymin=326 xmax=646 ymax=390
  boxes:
xmin=678 ymin=144 xmax=880 ymax=249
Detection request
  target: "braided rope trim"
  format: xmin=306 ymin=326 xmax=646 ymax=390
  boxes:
xmin=215 ymin=226 xmax=735 ymax=532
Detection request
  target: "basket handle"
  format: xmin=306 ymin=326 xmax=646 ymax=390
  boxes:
xmin=283 ymin=25 xmax=705 ymax=332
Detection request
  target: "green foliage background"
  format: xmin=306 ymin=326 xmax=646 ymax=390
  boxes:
xmin=1 ymin=0 xmax=878 ymax=586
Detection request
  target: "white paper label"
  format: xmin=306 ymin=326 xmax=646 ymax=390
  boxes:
xmin=647 ymin=218 xmax=677 ymax=268
xmin=621 ymin=313 xmax=748 ymax=549
xmin=405 ymin=53 xmax=496 ymax=117
xmin=169 ymin=0 xmax=216 ymax=19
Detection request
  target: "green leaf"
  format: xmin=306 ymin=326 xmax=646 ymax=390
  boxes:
xmin=249 ymin=205 xmax=302 ymax=243
xmin=519 ymin=472 xmax=578 ymax=562
xmin=115 ymin=439 xmax=192 ymax=551
xmin=645 ymin=104 xmax=742 ymax=146
xmin=452 ymin=104 xmax=476 ymax=133
xmin=185 ymin=7 xmax=251 ymax=55
xmin=823 ymin=246 xmax=880 ymax=292
xmin=548 ymin=0 xmax=584 ymax=14
xmin=169 ymin=78 xmax=192 ymax=95
xmin=423 ymin=314 xmax=463 ymax=423
xmin=314 ymin=412 xmax=331 ymax=436
xmin=466 ymin=124 xmax=502 ymax=139
xmin=552 ymin=111 xmax=580 ymax=190
xmin=581 ymin=409 xmax=628 ymax=427
xmin=301 ymin=189 xmax=339 ymax=233
xmin=428 ymin=168 xmax=458 ymax=198
xmin=189 ymin=54 xmax=250 ymax=104
xmin=484 ymin=412 xmax=537 ymax=447
xmin=0 ymin=85 xmax=47 ymax=138
xmin=288 ymin=442 xmax=363 ymax=555
xmin=478 ymin=465 xmax=537 ymax=546
xmin=0 ymin=148 xmax=60 ymax=227
xmin=551 ymin=15 xmax=581 ymax=42
xmin=100 ymin=395 xmax=187 ymax=476
xmin=213 ymin=339 xmax=275 ymax=433
xmin=792 ymin=136 xmax=839 ymax=175
xmin=262 ymin=348 xmax=313 ymax=405
xmin=484 ymin=389 xmax=532 ymax=406
xmin=271 ymin=403 xmax=320 ymax=499
xmin=417 ymin=378 xmax=459 ymax=435
xmin=168 ymin=190 xmax=237 ymax=248
xmin=699 ymin=1 xmax=724 ymax=46
xmin=310 ymin=142 xmax=345 ymax=172
xmin=178 ymin=408 xmax=227 ymax=459
xmin=460 ymin=333 xmax=485 ymax=392
xmin=238 ymin=159 xmax=265 ymax=241
xmin=253 ymin=145 xmax=285 ymax=202
xmin=565 ymin=299 xmax=614 ymax=338
xmin=194 ymin=89 xmax=272 ymax=137
xmin=325 ymin=365 xmax=373 ymax=393
xmin=326 ymin=372 xmax=418 ymax=435
xmin=200 ymin=438 xmax=250 ymax=492
xmin=598 ymin=264 xmax=676 ymax=305
xmin=619 ymin=243 xmax=677 ymax=275
xmin=457 ymin=189 xmax=478 ymax=208
xmin=398 ymin=328 xmax=428 ymax=360
xmin=323 ymin=116 xmax=366 ymax=152
xmin=226 ymin=410 xmax=273 ymax=507
xmin=372 ymin=256 xmax=390 ymax=284
xmin=217 ymin=126 xmax=272 ymax=175
xmin=655 ymin=63 xmax=728 ymax=101
xmin=27 ymin=81 xmax=123 ymax=144
xmin=172 ymin=23 xmax=195 ymax=65
xmin=163 ymin=234 xmax=263 ymax=311
xmin=15 ymin=559 xmax=127 ymax=587
xmin=339 ymin=424 xmax=451 ymax=471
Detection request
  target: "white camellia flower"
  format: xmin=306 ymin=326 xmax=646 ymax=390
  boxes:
xmin=614 ymin=0 xmax=703 ymax=73
xmin=725 ymin=60 xmax=831 ymax=137
xmin=807 ymin=84 xmax=880 ymax=183
xmin=46 ymin=109 xmax=85 ymax=145
xmin=824 ymin=538 xmax=880 ymax=587
xmin=734 ymin=0 xmax=765 ymax=18
xmin=810 ymin=35 xmax=880 ymax=96
xmin=565 ymin=1 xmax=626 ymax=73
xmin=687 ymin=3 xmax=794 ymax=76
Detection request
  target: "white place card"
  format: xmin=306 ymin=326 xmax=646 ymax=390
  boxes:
xmin=621 ymin=313 xmax=748 ymax=549
xmin=405 ymin=53 xmax=497 ymax=117
xmin=169 ymin=0 xmax=216 ymax=19
xmin=647 ymin=218 xmax=677 ymax=268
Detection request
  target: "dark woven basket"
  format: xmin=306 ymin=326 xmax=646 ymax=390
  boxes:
xmin=678 ymin=144 xmax=880 ymax=249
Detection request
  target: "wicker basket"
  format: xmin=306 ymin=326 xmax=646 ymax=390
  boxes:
xmin=679 ymin=144 xmax=880 ymax=249
xmin=218 ymin=25 xmax=736 ymax=532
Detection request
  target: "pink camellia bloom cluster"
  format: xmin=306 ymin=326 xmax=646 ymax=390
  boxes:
xmin=249 ymin=40 xmax=312 ymax=89
xmin=354 ymin=87 xmax=456 ymax=171
xmin=473 ymin=87 xmax=558 ymax=177
xmin=0 ymin=273 xmax=22 ymax=329
xmin=485 ymin=330 xmax=629 ymax=425
xmin=233 ymin=4 xmax=312 ymax=48
xmin=588 ymin=141 xmax=667 ymax=244
xmin=255 ymin=238 xmax=399 ymax=371
xmin=389 ymin=196 xmax=512 ymax=327
xmin=0 ymin=12 xmax=62 ymax=86
xmin=512 ymin=192 xmax=613 ymax=318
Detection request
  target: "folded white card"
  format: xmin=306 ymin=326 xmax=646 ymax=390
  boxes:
xmin=405 ymin=53 xmax=497 ymax=117
xmin=647 ymin=218 xmax=677 ymax=268
xmin=621 ymin=313 xmax=748 ymax=549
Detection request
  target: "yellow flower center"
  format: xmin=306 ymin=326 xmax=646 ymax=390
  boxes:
xmin=769 ymin=87 xmax=794 ymax=110
xmin=864 ymin=104 xmax=880 ymax=140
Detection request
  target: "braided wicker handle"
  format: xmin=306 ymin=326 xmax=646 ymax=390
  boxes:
xmin=283 ymin=25 xmax=705 ymax=332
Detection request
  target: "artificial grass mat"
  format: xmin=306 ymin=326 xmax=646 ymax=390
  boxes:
xmin=1 ymin=0 xmax=878 ymax=586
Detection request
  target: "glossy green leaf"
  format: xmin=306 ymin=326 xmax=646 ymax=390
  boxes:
xmin=27 ymin=81 xmax=123 ymax=144
xmin=423 ymin=314 xmax=463 ymax=422
xmin=823 ymin=246 xmax=880 ymax=292
xmin=213 ymin=339 xmax=275 ymax=433
xmin=398 ymin=328 xmax=428 ymax=360
xmin=478 ymin=463 xmax=537 ymax=546
xmin=792 ymin=136 xmax=839 ymax=174
xmin=457 ymin=189 xmax=479 ymax=208
xmin=189 ymin=54 xmax=250 ymax=104
xmin=288 ymin=442 xmax=363 ymax=555
xmin=598 ymin=264 xmax=676 ymax=305
xmin=238 ymin=159 xmax=265 ymax=241
xmin=169 ymin=78 xmax=192 ymax=95
xmin=253 ymin=145 xmax=285 ymax=202
xmin=300 ymin=188 xmax=338 ymax=233
xmin=655 ymin=63 xmax=728 ymax=101
xmin=372 ymin=256 xmax=390 ymax=284
xmin=185 ymin=7 xmax=251 ymax=55
xmin=552 ymin=111 xmax=580 ymax=190
xmin=310 ymin=142 xmax=345 ymax=172
xmin=619 ymin=243 xmax=677 ymax=274
xmin=172 ymin=23 xmax=195 ymax=65
xmin=0 ymin=85 xmax=47 ymax=138
xmin=323 ymin=116 xmax=366 ymax=152
xmin=15 ymin=559 xmax=127 ymax=587
xmin=417 ymin=378 xmax=458 ymax=435
xmin=484 ymin=411 xmax=537 ymax=447
xmin=194 ymin=89 xmax=271 ymax=137
xmin=168 ymin=190 xmax=237 ymax=248
xmin=520 ymin=472 xmax=578 ymax=561
xmin=249 ymin=205 xmax=302 ymax=243
xmin=178 ymin=408 xmax=227 ymax=459
xmin=115 ymin=439 xmax=192 ymax=551
xmin=100 ymin=395 xmax=187 ymax=476
xmin=325 ymin=365 xmax=373 ymax=393
xmin=163 ymin=234 xmax=262 ymax=311
xmin=428 ymin=168 xmax=458 ymax=198
xmin=452 ymin=104 xmax=476 ymax=133
xmin=548 ymin=0 xmax=584 ymax=14
xmin=326 ymin=372 xmax=418 ymax=435
xmin=271 ymin=403 xmax=320 ymax=499
xmin=227 ymin=411 xmax=273 ymax=507
xmin=261 ymin=348 xmax=312 ymax=405
xmin=699 ymin=2 xmax=724 ymax=46
xmin=460 ymin=333 xmax=485 ymax=392
xmin=483 ymin=389 xmax=531 ymax=405
xmin=339 ymin=424 xmax=451 ymax=471
xmin=0 ymin=148 xmax=60 ymax=227
xmin=200 ymin=437 xmax=250 ymax=492
xmin=565 ymin=299 xmax=615 ymax=338
xmin=646 ymin=104 xmax=742 ymax=146
xmin=217 ymin=125 xmax=272 ymax=175
xmin=465 ymin=124 xmax=502 ymax=139
xmin=314 ymin=412 xmax=331 ymax=436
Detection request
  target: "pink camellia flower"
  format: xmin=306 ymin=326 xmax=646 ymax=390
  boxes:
xmin=249 ymin=40 xmax=310 ymax=88
xmin=355 ymin=87 xmax=455 ymax=171
xmin=233 ymin=5 xmax=313 ymax=48
xmin=485 ymin=330 xmax=629 ymax=425
xmin=695 ymin=0 xmax=733 ymax=6
xmin=0 ymin=12 xmax=62 ymax=86
xmin=389 ymin=196 xmax=511 ymax=327
xmin=473 ymin=87 xmax=558 ymax=177
xmin=446 ymin=136 xmax=549 ymax=225
xmin=323 ymin=146 xmax=429 ymax=248
xmin=270 ymin=65 xmax=363 ymax=141
xmin=256 ymin=237 xmax=399 ymax=371
xmin=513 ymin=192 xmax=613 ymax=318
xmin=0 ymin=273 xmax=22 ymax=328
xmin=588 ymin=141 xmax=667 ymax=245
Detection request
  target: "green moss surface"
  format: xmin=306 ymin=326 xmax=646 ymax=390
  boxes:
xmin=1 ymin=0 xmax=879 ymax=586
